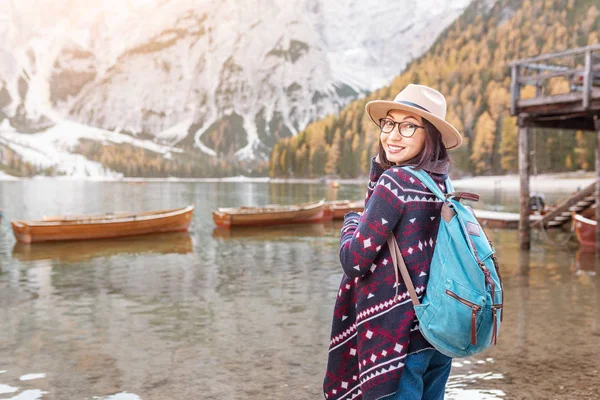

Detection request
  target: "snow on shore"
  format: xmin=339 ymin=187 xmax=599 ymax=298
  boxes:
xmin=0 ymin=171 xmax=19 ymax=181
xmin=453 ymin=173 xmax=594 ymax=193
xmin=0 ymin=161 xmax=596 ymax=193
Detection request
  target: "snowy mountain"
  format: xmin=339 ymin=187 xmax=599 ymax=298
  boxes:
xmin=0 ymin=0 xmax=471 ymax=177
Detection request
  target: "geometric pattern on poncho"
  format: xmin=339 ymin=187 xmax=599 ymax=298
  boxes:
xmin=324 ymin=159 xmax=447 ymax=400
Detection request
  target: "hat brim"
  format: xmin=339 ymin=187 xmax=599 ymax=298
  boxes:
xmin=365 ymin=100 xmax=462 ymax=150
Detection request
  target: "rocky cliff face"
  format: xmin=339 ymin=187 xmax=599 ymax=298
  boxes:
xmin=0 ymin=0 xmax=471 ymax=176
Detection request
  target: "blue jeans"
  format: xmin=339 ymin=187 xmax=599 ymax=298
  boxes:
xmin=388 ymin=349 xmax=452 ymax=400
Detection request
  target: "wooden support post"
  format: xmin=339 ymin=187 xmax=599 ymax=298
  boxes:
xmin=516 ymin=248 xmax=530 ymax=351
xmin=595 ymin=115 xmax=600 ymax=254
xmin=583 ymin=50 xmax=592 ymax=109
xmin=536 ymin=81 xmax=543 ymax=97
xmin=518 ymin=115 xmax=531 ymax=250
xmin=510 ymin=65 xmax=521 ymax=116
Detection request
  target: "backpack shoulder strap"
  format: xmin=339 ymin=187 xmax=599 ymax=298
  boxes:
xmin=445 ymin=176 xmax=455 ymax=193
xmin=387 ymin=236 xmax=420 ymax=307
xmin=400 ymin=166 xmax=452 ymax=200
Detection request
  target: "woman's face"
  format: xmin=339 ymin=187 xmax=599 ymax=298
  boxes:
xmin=380 ymin=109 xmax=426 ymax=165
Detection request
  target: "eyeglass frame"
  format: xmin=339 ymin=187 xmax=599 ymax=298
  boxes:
xmin=378 ymin=117 xmax=425 ymax=138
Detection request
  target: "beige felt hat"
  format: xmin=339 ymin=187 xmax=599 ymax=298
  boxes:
xmin=365 ymin=84 xmax=462 ymax=149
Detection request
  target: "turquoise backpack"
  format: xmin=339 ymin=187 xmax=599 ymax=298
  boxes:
xmin=387 ymin=167 xmax=503 ymax=358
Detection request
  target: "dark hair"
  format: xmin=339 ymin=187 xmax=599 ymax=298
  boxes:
xmin=377 ymin=118 xmax=449 ymax=170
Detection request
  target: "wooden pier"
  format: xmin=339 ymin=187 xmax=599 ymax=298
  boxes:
xmin=510 ymin=44 xmax=600 ymax=251
xmin=474 ymin=209 xmax=542 ymax=230
xmin=531 ymin=181 xmax=596 ymax=229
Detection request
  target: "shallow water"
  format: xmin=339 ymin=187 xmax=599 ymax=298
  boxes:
xmin=0 ymin=180 xmax=598 ymax=399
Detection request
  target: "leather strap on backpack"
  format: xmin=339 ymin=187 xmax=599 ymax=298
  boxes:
xmin=387 ymin=236 xmax=420 ymax=307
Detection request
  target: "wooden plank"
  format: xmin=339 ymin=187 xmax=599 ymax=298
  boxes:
xmin=531 ymin=181 xmax=596 ymax=228
xmin=518 ymin=91 xmax=584 ymax=107
xmin=523 ymin=118 xmax=596 ymax=131
xmin=519 ymin=63 xmax=570 ymax=72
xmin=516 ymin=91 xmax=600 ymax=116
xmin=474 ymin=210 xmax=542 ymax=230
xmin=518 ymin=64 xmax=600 ymax=87
xmin=518 ymin=104 xmax=600 ymax=119
xmin=519 ymin=122 xmax=530 ymax=249
xmin=509 ymin=44 xmax=600 ymax=66
xmin=534 ymin=112 xmax=591 ymax=121
xmin=518 ymin=67 xmax=582 ymax=84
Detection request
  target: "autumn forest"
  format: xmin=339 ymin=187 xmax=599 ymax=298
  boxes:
xmin=269 ymin=0 xmax=600 ymax=179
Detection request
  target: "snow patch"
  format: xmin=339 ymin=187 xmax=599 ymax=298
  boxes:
xmin=0 ymin=384 xmax=19 ymax=395
xmin=94 ymin=392 xmax=142 ymax=400
xmin=19 ymin=374 xmax=46 ymax=381
xmin=156 ymin=118 xmax=193 ymax=144
xmin=0 ymin=119 xmax=184 ymax=177
xmin=3 ymin=390 xmax=48 ymax=400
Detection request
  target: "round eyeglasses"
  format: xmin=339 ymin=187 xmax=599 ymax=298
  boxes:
xmin=379 ymin=118 xmax=424 ymax=138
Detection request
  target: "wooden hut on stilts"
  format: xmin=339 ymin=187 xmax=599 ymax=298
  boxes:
xmin=510 ymin=44 xmax=600 ymax=251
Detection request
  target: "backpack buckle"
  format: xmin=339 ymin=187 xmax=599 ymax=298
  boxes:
xmin=446 ymin=191 xmax=480 ymax=202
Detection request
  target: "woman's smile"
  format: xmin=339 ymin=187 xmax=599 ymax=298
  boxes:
xmin=386 ymin=144 xmax=405 ymax=154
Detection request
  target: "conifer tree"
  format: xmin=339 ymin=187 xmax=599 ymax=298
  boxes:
xmin=325 ymin=130 xmax=342 ymax=176
xmin=471 ymin=111 xmax=496 ymax=174
xmin=499 ymin=115 xmax=518 ymax=173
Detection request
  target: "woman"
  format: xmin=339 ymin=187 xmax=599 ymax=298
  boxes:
xmin=323 ymin=84 xmax=462 ymax=400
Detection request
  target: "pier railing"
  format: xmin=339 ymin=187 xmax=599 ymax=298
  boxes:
xmin=510 ymin=44 xmax=600 ymax=116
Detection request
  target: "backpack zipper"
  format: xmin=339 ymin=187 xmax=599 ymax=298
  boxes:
xmin=446 ymin=289 xmax=481 ymax=345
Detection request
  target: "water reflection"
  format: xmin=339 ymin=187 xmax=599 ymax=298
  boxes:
xmin=268 ymin=182 xmax=364 ymax=205
xmin=573 ymin=247 xmax=599 ymax=275
xmin=1 ymin=181 xmax=600 ymax=399
xmin=446 ymin=363 xmax=505 ymax=400
xmin=11 ymin=232 xmax=193 ymax=263
xmin=595 ymin=257 xmax=600 ymax=338
xmin=211 ymin=222 xmax=338 ymax=240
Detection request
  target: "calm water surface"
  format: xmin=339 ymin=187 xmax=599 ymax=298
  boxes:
xmin=0 ymin=180 xmax=598 ymax=400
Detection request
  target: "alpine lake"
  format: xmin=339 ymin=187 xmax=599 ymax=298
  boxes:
xmin=0 ymin=179 xmax=598 ymax=400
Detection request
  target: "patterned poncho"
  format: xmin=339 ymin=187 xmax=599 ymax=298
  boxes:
xmin=323 ymin=158 xmax=448 ymax=400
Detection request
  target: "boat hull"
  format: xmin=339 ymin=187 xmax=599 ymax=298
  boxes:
xmin=327 ymin=200 xmax=364 ymax=220
xmin=573 ymin=213 xmax=596 ymax=248
xmin=12 ymin=206 xmax=194 ymax=243
xmin=212 ymin=200 xmax=330 ymax=228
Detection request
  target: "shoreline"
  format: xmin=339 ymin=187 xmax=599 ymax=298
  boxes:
xmin=0 ymin=171 xmax=595 ymax=193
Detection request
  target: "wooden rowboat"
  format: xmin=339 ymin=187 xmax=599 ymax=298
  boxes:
xmin=212 ymin=200 xmax=330 ymax=228
xmin=573 ymin=212 xmax=596 ymax=248
xmin=12 ymin=205 xmax=194 ymax=244
xmin=326 ymin=200 xmax=364 ymax=219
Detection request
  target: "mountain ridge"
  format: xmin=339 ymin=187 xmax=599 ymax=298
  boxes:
xmin=0 ymin=0 xmax=470 ymax=177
